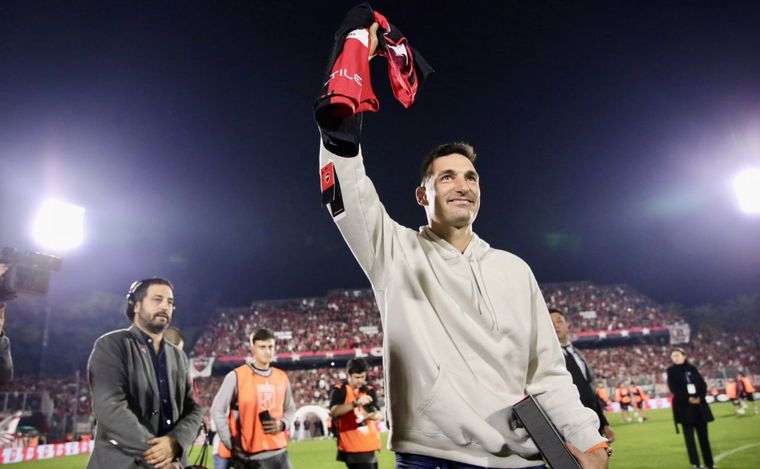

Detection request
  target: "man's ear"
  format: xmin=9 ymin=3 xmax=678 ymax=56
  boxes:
xmin=416 ymin=186 xmax=428 ymax=206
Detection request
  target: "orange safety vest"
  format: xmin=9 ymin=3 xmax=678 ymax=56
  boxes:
xmin=725 ymin=380 xmax=738 ymax=399
xmin=616 ymin=387 xmax=632 ymax=405
xmin=336 ymin=384 xmax=381 ymax=454
xmin=596 ymin=387 xmax=610 ymax=404
xmin=218 ymin=365 xmax=289 ymax=459
xmin=632 ymin=386 xmax=647 ymax=404
xmin=739 ymin=376 xmax=755 ymax=393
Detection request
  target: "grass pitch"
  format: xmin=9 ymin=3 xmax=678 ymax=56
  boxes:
xmin=13 ymin=403 xmax=760 ymax=468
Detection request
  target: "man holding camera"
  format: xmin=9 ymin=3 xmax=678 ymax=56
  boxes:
xmin=0 ymin=264 xmax=14 ymax=385
xmin=0 ymin=303 xmax=12 ymax=386
xmin=330 ymin=358 xmax=382 ymax=469
xmin=211 ymin=328 xmax=295 ymax=469
xmin=87 ymin=277 xmax=203 ymax=469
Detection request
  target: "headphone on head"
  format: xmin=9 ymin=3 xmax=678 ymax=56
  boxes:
xmin=125 ymin=277 xmax=174 ymax=320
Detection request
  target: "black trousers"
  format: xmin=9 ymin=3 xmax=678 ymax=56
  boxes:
xmin=231 ymin=451 xmax=292 ymax=469
xmin=346 ymin=463 xmax=378 ymax=469
xmin=682 ymin=423 xmax=713 ymax=468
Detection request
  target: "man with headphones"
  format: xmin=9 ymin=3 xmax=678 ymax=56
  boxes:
xmin=87 ymin=278 xmax=202 ymax=469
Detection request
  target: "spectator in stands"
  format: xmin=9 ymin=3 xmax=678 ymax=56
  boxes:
xmin=318 ymin=23 xmax=607 ymax=468
xmin=87 ymin=277 xmax=202 ymax=469
xmin=211 ymin=328 xmax=295 ymax=468
xmin=163 ymin=326 xmax=185 ymax=350
xmin=550 ymin=308 xmax=614 ymax=443
xmin=330 ymin=358 xmax=382 ymax=469
xmin=667 ymin=347 xmax=714 ymax=469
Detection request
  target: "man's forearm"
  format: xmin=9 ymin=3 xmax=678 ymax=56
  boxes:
xmin=330 ymin=402 xmax=356 ymax=418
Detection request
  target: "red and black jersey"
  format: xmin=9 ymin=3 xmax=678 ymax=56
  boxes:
xmin=315 ymin=2 xmax=434 ymax=157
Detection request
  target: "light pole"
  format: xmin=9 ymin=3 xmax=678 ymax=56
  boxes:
xmin=31 ymin=197 xmax=85 ymax=439
xmin=31 ymin=198 xmax=85 ymax=377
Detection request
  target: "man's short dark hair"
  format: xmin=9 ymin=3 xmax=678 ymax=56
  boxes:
xmin=250 ymin=328 xmax=276 ymax=345
xmin=125 ymin=277 xmax=174 ymax=322
xmin=420 ymin=142 xmax=477 ymax=184
xmin=548 ymin=307 xmax=565 ymax=317
xmin=347 ymin=357 xmax=369 ymax=375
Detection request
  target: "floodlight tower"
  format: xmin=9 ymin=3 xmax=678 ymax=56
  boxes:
xmin=733 ymin=168 xmax=760 ymax=215
xmin=32 ymin=198 xmax=85 ymax=251
xmin=31 ymin=197 xmax=85 ymax=378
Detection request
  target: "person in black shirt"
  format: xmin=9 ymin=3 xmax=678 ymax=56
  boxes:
xmin=88 ymin=278 xmax=202 ymax=469
xmin=666 ymin=347 xmax=714 ymax=469
xmin=550 ymin=308 xmax=615 ymax=443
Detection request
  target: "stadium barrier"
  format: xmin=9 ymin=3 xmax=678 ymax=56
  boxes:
xmin=0 ymin=440 xmax=93 ymax=464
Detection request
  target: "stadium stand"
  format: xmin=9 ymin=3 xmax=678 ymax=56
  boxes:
xmin=2 ymin=281 xmax=758 ymax=447
xmin=187 ymin=282 xmax=758 ymax=411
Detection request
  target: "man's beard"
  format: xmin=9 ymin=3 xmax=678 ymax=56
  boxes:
xmin=139 ymin=315 xmax=169 ymax=335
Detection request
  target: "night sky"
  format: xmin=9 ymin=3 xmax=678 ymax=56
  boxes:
xmin=2 ymin=1 xmax=760 ymax=327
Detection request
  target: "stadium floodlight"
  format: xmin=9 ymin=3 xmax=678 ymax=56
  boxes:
xmin=32 ymin=198 xmax=85 ymax=251
xmin=733 ymin=168 xmax=760 ymax=215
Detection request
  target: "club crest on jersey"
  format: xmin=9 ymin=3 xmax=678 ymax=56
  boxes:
xmin=257 ymin=383 xmax=275 ymax=410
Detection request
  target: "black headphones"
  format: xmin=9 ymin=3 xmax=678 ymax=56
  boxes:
xmin=125 ymin=277 xmax=174 ymax=320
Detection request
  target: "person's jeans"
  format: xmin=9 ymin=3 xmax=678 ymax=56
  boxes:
xmin=395 ymin=452 xmax=545 ymax=469
xmin=214 ymin=454 xmax=232 ymax=469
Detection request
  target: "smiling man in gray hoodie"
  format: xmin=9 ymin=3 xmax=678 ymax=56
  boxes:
xmin=317 ymin=23 xmax=609 ymax=469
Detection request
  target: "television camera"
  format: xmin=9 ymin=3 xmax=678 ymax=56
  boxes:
xmin=0 ymin=247 xmax=62 ymax=302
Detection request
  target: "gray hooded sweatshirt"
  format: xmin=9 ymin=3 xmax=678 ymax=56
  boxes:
xmin=320 ymin=143 xmax=605 ymax=468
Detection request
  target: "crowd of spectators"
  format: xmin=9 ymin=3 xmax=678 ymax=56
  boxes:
xmin=571 ymin=331 xmax=760 ymax=386
xmin=542 ymin=282 xmax=682 ymax=331
xmin=191 ymin=290 xmax=382 ymax=357
xmin=191 ymin=283 xmax=686 ymax=361
xmin=688 ymin=330 xmax=760 ymax=377
xmin=1 ymin=282 xmax=757 ymax=445
xmin=0 ymin=375 xmax=90 ymax=418
xmin=188 ymin=283 xmax=758 ymax=408
xmin=192 ymin=331 xmax=760 ymax=408
xmin=0 ymin=374 xmax=91 ymax=443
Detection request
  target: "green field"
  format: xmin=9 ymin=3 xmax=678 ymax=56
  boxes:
xmin=11 ymin=403 xmax=760 ymax=468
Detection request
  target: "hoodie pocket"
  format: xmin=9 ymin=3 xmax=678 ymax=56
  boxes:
xmin=416 ymin=368 xmax=507 ymax=453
